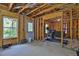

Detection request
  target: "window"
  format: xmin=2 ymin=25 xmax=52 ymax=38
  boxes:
xmin=3 ymin=17 xmax=18 ymax=39
xmin=27 ymin=22 xmax=33 ymax=32
xmin=45 ymin=24 xmax=49 ymax=34
xmin=63 ymin=23 xmax=67 ymax=34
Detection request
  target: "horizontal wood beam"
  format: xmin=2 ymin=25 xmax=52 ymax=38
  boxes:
xmin=13 ymin=6 xmax=23 ymax=9
xmin=9 ymin=3 xmax=14 ymax=11
xmin=0 ymin=4 xmax=8 ymax=10
xmin=26 ymin=4 xmax=47 ymax=15
xmin=42 ymin=11 xmax=62 ymax=20
xmin=18 ymin=4 xmax=29 ymax=14
xmin=32 ymin=4 xmax=64 ymax=17
xmin=32 ymin=4 xmax=78 ymax=17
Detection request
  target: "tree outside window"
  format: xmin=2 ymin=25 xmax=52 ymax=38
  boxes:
xmin=3 ymin=17 xmax=18 ymax=39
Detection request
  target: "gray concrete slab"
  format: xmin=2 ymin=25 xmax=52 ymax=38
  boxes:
xmin=0 ymin=41 xmax=76 ymax=56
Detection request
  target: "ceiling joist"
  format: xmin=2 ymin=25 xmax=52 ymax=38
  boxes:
xmin=1 ymin=3 xmax=79 ymax=16
xmin=18 ymin=4 xmax=29 ymax=14
xmin=26 ymin=4 xmax=47 ymax=15
xmin=32 ymin=4 xmax=64 ymax=17
xmin=0 ymin=4 xmax=8 ymax=10
xmin=9 ymin=3 xmax=14 ymax=11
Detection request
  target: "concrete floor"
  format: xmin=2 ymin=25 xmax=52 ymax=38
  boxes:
xmin=0 ymin=41 xmax=77 ymax=56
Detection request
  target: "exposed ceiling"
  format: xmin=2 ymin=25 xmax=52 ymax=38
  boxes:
xmin=0 ymin=3 xmax=43 ymax=14
xmin=0 ymin=3 xmax=79 ymax=18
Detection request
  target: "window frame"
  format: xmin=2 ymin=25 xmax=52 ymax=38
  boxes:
xmin=3 ymin=16 xmax=18 ymax=39
xmin=45 ymin=24 xmax=49 ymax=34
xmin=27 ymin=22 xmax=33 ymax=32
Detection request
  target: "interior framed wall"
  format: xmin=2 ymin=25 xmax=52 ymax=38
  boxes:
xmin=0 ymin=9 xmax=19 ymax=47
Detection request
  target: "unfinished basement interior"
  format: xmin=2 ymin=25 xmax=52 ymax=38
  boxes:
xmin=0 ymin=3 xmax=79 ymax=56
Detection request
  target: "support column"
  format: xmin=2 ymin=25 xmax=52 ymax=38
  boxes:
xmin=39 ymin=18 xmax=43 ymax=41
xmin=34 ymin=18 xmax=37 ymax=40
xmin=39 ymin=18 xmax=41 ymax=40
xmin=0 ymin=14 xmax=3 ymax=48
xmin=77 ymin=9 xmax=79 ymax=40
xmin=35 ymin=18 xmax=37 ymax=40
xmin=34 ymin=19 xmax=36 ymax=40
xmin=42 ymin=18 xmax=44 ymax=41
xmin=19 ymin=14 xmax=24 ymax=43
xmin=61 ymin=12 xmax=64 ymax=47
xmin=36 ymin=18 xmax=39 ymax=40
xmin=70 ymin=10 xmax=73 ymax=48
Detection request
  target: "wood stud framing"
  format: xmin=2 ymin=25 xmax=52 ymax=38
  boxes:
xmin=42 ymin=18 xmax=44 ymax=40
xmin=27 ymin=4 xmax=47 ymax=16
xmin=61 ymin=12 xmax=64 ymax=47
xmin=9 ymin=3 xmax=14 ymax=11
xmin=0 ymin=14 xmax=3 ymax=48
xmin=1 ymin=4 xmax=79 ymax=49
xmin=18 ymin=4 xmax=29 ymax=14
xmin=69 ymin=9 xmax=73 ymax=48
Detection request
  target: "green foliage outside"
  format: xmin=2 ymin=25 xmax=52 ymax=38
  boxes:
xmin=3 ymin=17 xmax=17 ymax=39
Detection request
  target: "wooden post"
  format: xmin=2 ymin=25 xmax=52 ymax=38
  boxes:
xmin=19 ymin=14 xmax=24 ymax=43
xmin=42 ymin=18 xmax=44 ymax=41
xmin=76 ymin=10 xmax=78 ymax=40
xmin=17 ymin=14 xmax=20 ymax=44
xmin=32 ymin=18 xmax=34 ymax=41
xmin=37 ymin=18 xmax=39 ymax=40
xmin=34 ymin=18 xmax=36 ymax=40
xmin=39 ymin=18 xmax=41 ymax=41
xmin=39 ymin=18 xmax=41 ymax=40
xmin=76 ymin=9 xmax=79 ymax=40
xmin=38 ymin=18 xmax=39 ymax=40
xmin=35 ymin=18 xmax=37 ymax=40
xmin=0 ymin=15 xmax=3 ymax=48
xmin=70 ymin=9 xmax=73 ymax=48
xmin=61 ymin=12 xmax=64 ymax=47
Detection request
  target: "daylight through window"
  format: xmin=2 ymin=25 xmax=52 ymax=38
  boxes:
xmin=3 ymin=17 xmax=18 ymax=39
